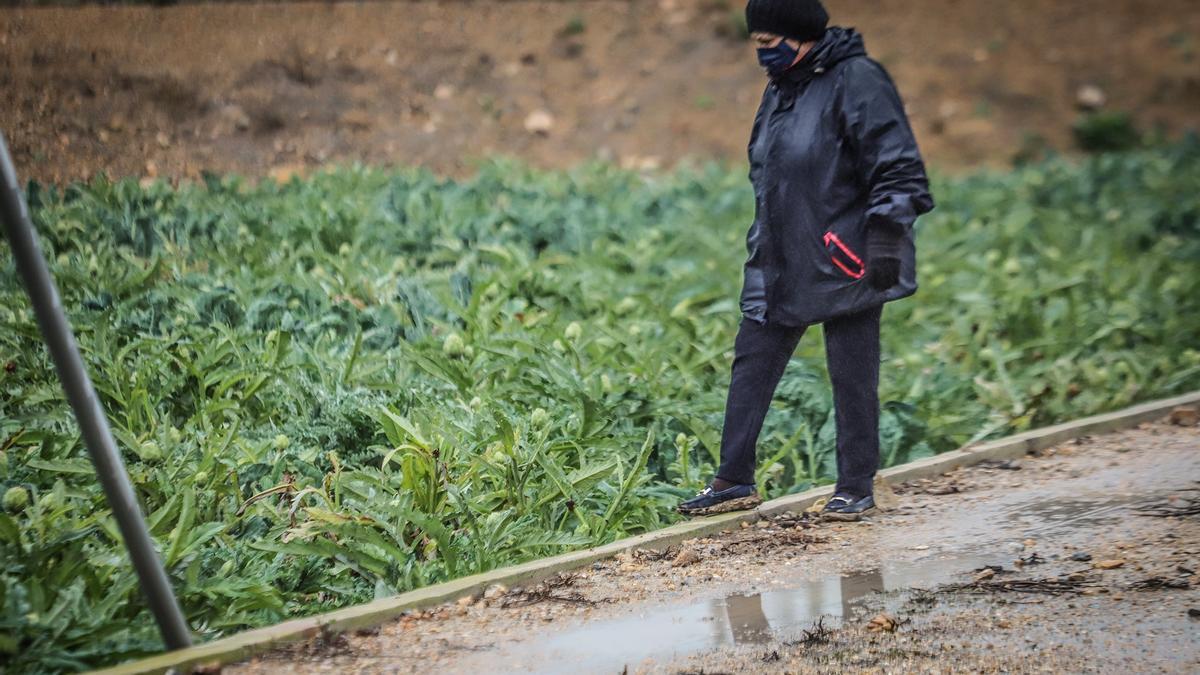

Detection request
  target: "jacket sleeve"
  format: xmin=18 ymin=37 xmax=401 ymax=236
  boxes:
xmin=837 ymin=58 xmax=934 ymax=237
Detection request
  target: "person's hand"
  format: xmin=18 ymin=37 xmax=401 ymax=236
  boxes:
xmin=866 ymin=227 xmax=902 ymax=291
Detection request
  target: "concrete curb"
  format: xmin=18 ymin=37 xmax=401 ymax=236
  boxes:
xmin=95 ymin=390 xmax=1200 ymax=674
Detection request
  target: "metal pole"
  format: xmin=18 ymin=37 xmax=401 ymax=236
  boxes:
xmin=0 ymin=133 xmax=192 ymax=650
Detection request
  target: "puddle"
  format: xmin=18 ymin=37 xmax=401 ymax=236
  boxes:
xmin=463 ymin=552 xmax=1007 ymax=674
xmin=1002 ymin=497 xmax=1132 ymax=536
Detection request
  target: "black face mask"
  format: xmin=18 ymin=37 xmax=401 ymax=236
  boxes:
xmin=756 ymin=40 xmax=799 ymax=77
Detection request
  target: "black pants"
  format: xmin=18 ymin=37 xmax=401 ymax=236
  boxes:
xmin=715 ymin=303 xmax=883 ymax=497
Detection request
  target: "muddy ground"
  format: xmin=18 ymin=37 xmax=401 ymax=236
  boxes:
xmin=228 ymin=414 xmax=1200 ymax=673
xmin=3 ymin=1 xmax=1200 ymax=184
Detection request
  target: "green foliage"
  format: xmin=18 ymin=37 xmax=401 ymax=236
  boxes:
xmin=1011 ymin=131 xmax=1052 ymax=167
xmin=560 ymin=15 xmax=586 ymax=37
xmin=3 ymin=142 xmax=1200 ymax=670
xmin=1073 ymin=110 xmax=1142 ymax=153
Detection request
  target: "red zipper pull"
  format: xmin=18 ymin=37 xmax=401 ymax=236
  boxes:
xmin=823 ymin=231 xmax=865 ymax=279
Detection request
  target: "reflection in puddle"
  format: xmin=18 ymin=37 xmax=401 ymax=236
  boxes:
xmin=717 ymin=567 xmax=885 ymax=647
xmin=471 ymin=553 xmax=1004 ymax=674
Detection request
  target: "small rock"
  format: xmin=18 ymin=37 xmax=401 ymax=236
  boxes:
xmin=974 ymin=568 xmax=996 ymax=582
xmin=755 ymin=520 xmax=770 ymax=529
xmin=672 ymin=549 xmax=702 ymax=567
xmin=144 ymin=160 xmax=158 ymax=177
xmin=1076 ymin=84 xmax=1107 ymax=111
xmin=483 ymin=583 xmax=508 ymax=600
xmin=867 ymin=612 xmax=897 ymax=632
xmin=1071 ymin=552 xmax=1093 ymax=562
xmin=523 ymin=109 xmax=555 ymax=135
xmin=456 ymin=594 xmax=475 ymax=608
xmin=1168 ymin=405 xmax=1199 ymax=427
xmin=107 ymin=114 xmax=125 ymax=132
xmin=1093 ymin=559 xmax=1125 ymax=570
xmin=434 ymin=83 xmax=455 ymax=100
xmin=213 ymin=104 xmax=251 ymax=136
xmin=155 ymin=131 xmax=171 ymax=148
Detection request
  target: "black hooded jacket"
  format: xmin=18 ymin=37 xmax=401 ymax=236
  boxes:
xmin=740 ymin=26 xmax=934 ymax=327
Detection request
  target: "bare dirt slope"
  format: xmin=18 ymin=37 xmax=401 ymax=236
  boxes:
xmin=230 ymin=415 xmax=1200 ymax=674
xmin=2 ymin=0 xmax=1199 ymax=184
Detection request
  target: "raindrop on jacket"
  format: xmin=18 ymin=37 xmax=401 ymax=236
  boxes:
xmin=740 ymin=26 xmax=935 ymax=327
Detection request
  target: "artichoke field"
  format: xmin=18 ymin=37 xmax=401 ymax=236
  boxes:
xmin=2 ymin=141 xmax=1199 ymax=671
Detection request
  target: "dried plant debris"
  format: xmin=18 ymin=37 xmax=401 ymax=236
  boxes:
xmin=1168 ymin=405 xmax=1199 ymax=427
xmin=785 ymin=617 xmax=832 ymax=647
xmin=500 ymin=572 xmax=597 ymax=608
xmin=1015 ymin=552 xmax=1046 ymax=567
xmin=721 ymin=527 xmax=828 ymax=555
xmin=974 ymin=564 xmax=1010 ymax=578
xmin=939 ymin=572 xmax=1099 ymax=596
xmin=1135 ymin=487 xmax=1200 ymax=518
xmin=1127 ymin=575 xmax=1192 ymax=591
xmin=671 ymin=548 xmax=703 ymax=568
xmin=905 ymin=590 xmax=939 ymax=610
xmin=977 ymin=459 xmax=1022 ymax=471
xmin=896 ymin=476 xmax=968 ymax=496
xmin=630 ymin=547 xmax=676 ymax=563
xmin=769 ymin=511 xmax=822 ymax=528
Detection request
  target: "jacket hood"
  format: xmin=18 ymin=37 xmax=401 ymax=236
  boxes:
xmin=777 ymin=26 xmax=867 ymax=84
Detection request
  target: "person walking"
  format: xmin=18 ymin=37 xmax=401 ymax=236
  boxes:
xmin=678 ymin=0 xmax=934 ymax=521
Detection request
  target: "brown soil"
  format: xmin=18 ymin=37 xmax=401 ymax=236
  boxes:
xmin=3 ymin=1 xmax=1199 ymax=184
xmin=229 ymin=416 xmax=1200 ymax=673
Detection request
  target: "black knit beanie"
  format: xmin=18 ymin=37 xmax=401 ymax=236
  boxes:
xmin=745 ymin=0 xmax=829 ymax=43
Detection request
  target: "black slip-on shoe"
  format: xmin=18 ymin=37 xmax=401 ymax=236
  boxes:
xmin=821 ymin=493 xmax=876 ymax=521
xmin=677 ymin=483 xmax=762 ymax=516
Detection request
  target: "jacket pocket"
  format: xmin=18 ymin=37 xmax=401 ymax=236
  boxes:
xmin=823 ymin=230 xmax=865 ymax=280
